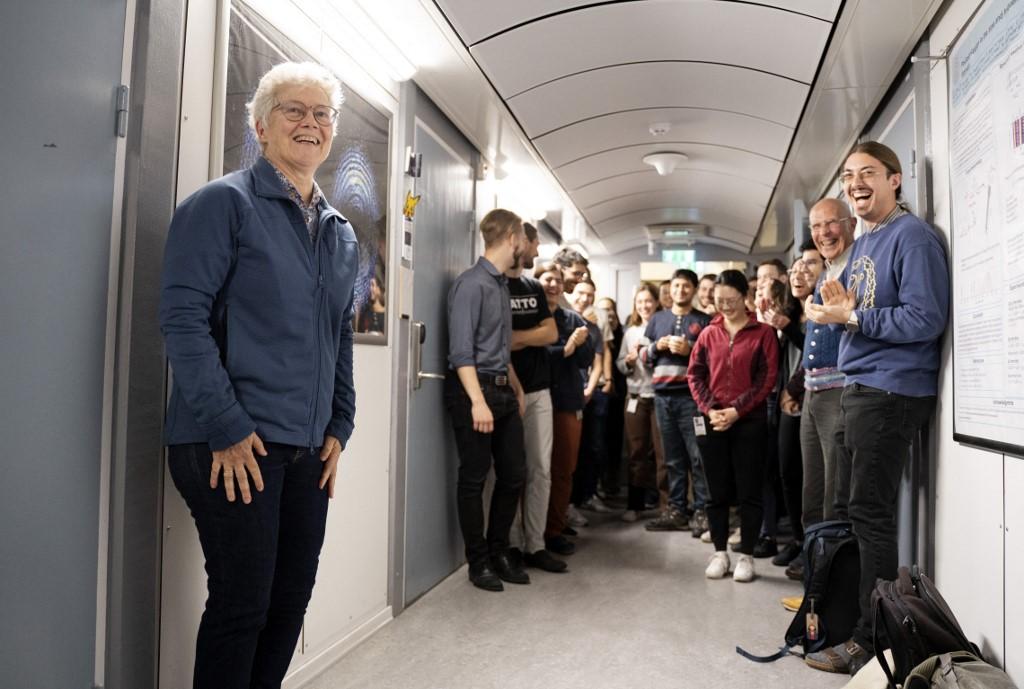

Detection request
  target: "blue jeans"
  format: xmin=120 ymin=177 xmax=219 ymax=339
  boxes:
xmin=654 ymin=393 xmax=708 ymax=514
xmin=168 ymin=442 xmax=330 ymax=689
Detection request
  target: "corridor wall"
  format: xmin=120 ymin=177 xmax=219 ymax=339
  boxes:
xmin=926 ymin=0 xmax=1023 ymax=680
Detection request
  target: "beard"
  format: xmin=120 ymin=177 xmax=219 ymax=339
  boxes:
xmin=512 ymin=247 xmax=524 ymax=269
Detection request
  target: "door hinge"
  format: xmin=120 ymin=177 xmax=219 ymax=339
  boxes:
xmin=116 ymin=84 xmax=130 ymax=138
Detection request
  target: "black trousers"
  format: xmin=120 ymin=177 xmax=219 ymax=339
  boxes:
xmin=833 ymin=383 xmax=934 ymax=650
xmin=778 ymin=412 xmax=804 ymax=542
xmin=698 ymin=414 xmax=768 ymax=555
xmin=445 ymin=374 xmax=526 ymax=568
xmin=168 ymin=442 xmax=329 ymax=689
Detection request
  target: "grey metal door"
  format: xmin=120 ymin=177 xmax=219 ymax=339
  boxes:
xmin=0 ymin=1 xmax=128 ymax=686
xmin=404 ymin=108 xmax=477 ymax=604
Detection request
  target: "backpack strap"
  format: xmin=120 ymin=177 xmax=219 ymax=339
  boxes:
xmin=736 ymin=643 xmax=799 ymax=663
xmin=872 ymin=594 xmax=900 ymax=689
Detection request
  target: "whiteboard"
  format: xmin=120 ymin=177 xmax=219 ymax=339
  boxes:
xmin=949 ymin=0 xmax=1024 ymax=457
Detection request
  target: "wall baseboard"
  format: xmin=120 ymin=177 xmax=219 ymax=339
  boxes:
xmin=283 ymin=607 xmax=393 ymax=688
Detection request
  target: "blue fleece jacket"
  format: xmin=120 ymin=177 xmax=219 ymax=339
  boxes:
xmin=838 ymin=212 xmax=949 ymax=397
xmin=548 ymin=307 xmax=596 ymax=412
xmin=159 ymin=157 xmax=359 ymax=450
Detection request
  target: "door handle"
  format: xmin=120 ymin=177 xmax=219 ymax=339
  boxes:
xmin=411 ymin=321 xmax=446 ymax=390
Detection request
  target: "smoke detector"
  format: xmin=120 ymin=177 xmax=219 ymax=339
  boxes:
xmin=642 ymin=151 xmax=688 ymax=176
xmin=649 ymin=122 xmax=672 ymax=136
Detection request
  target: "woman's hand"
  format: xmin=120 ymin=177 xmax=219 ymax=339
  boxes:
xmin=780 ymin=389 xmax=801 ymax=416
xmin=709 ymin=407 xmax=739 ymax=432
xmin=764 ymin=309 xmax=791 ymax=330
xmin=319 ymin=435 xmax=344 ymax=498
xmin=624 ymin=347 xmax=639 ymax=366
xmin=210 ymin=432 xmax=267 ymax=503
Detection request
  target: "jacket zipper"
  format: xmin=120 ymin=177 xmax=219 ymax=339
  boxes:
xmin=307 ymin=212 xmax=329 ymax=452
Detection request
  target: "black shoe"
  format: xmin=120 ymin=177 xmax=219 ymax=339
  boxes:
xmin=507 ymin=547 xmax=524 ymax=568
xmin=523 ymin=549 xmax=568 ymax=573
xmin=468 ymin=562 xmax=503 ymax=591
xmin=645 ymin=509 xmax=689 ymax=531
xmin=689 ymin=509 xmax=708 ymax=538
xmin=753 ymin=535 xmax=778 ymax=558
xmin=772 ymin=540 xmax=802 ymax=566
xmin=491 ymin=551 xmax=531 ymax=584
xmin=545 ymin=535 xmax=576 ymax=555
xmin=785 ymin=559 xmax=804 ymax=581
xmin=562 ymin=526 xmax=578 ymax=537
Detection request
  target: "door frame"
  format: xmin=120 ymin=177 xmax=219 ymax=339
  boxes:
xmin=388 ymin=82 xmax=480 ymax=614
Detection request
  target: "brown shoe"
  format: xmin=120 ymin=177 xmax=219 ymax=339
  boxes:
xmin=805 ymin=639 xmax=869 ymax=674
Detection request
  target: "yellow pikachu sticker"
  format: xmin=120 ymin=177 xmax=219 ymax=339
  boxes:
xmin=403 ymin=191 xmax=421 ymax=221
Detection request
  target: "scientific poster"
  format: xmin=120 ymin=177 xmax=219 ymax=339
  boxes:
xmin=949 ymin=0 xmax=1024 ymax=455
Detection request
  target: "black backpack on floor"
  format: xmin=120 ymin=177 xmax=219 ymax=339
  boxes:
xmin=871 ymin=565 xmax=979 ymax=689
xmin=737 ymin=520 xmax=861 ymax=662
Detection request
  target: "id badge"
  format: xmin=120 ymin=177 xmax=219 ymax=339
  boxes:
xmin=626 ymin=397 xmax=639 ymax=414
xmin=693 ymin=416 xmax=707 ymax=437
xmin=806 ymin=599 xmax=820 ymax=642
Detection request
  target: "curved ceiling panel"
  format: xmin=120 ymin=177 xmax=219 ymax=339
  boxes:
xmin=575 ymin=171 xmax=770 ymax=215
xmin=435 ymin=0 xmax=842 ymax=47
xmin=601 ymin=231 xmax=751 ymax=255
xmin=594 ymin=208 xmax=764 ymax=238
xmin=554 ymin=142 xmax=782 ymax=192
xmin=472 ymin=0 xmax=831 ymax=97
xmin=582 ymin=188 xmax=765 ymax=224
xmin=434 ymin=0 xmax=594 ymax=45
xmin=534 ymin=107 xmax=792 ymax=169
xmin=509 ymin=62 xmax=808 ymax=138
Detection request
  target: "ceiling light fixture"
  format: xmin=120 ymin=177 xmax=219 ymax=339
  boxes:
xmin=642 ymin=151 xmax=688 ymax=176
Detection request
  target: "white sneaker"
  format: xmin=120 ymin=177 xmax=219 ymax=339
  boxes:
xmin=567 ymin=504 xmax=589 ymax=527
xmin=580 ymin=495 xmax=615 ymax=513
xmin=621 ymin=509 xmax=638 ymax=522
xmin=705 ymin=551 xmax=730 ymax=579
xmin=727 ymin=527 xmax=741 ymax=546
xmin=700 ymin=529 xmax=712 ymax=543
xmin=733 ymin=554 xmax=755 ymax=582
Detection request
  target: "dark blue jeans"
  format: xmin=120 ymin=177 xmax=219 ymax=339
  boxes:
xmin=168 ymin=442 xmax=330 ymax=689
xmin=832 ymin=383 xmax=935 ymax=651
xmin=654 ymin=392 xmax=708 ymax=514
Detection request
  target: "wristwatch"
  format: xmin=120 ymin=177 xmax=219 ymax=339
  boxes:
xmin=845 ymin=310 xmax=860 ymax=333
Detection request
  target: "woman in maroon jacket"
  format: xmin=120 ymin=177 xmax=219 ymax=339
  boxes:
xmin=688 ymin=270 xmax=778 ymax=582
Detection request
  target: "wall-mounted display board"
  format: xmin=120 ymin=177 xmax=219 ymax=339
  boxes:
xmin=949 ymin=0 xmax=1024 ymax=457
xmin=224 ymin=1 xmax=391 ymax=343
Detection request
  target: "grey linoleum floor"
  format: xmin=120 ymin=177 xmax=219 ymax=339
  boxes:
xmin=302 ymin=510 xmax=850 ymax=689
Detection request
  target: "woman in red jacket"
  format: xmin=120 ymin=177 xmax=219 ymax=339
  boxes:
xmin=687 ymin=270 xmax=778 ymax=582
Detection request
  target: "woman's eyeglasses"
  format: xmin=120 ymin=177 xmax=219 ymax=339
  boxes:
xmin=273 ymin=100 xmax=339 ymax=127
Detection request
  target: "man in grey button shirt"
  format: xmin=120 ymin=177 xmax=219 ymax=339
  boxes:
xmin=445 ymin=208 xmax=529 ymax=592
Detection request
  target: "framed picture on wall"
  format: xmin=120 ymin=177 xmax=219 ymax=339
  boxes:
xmin=222 ymin=0 xmax=391 ymax=344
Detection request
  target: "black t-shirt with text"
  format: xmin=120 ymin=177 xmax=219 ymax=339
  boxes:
xmin=509 ymin=276 xmax=552 ymax=393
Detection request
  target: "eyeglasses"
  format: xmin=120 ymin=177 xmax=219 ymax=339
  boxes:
xmin=839 ymin=167 xmax=884 ymax=184
xmin=273 ymin=100 xmax=339 ymax=127
xmin=714 ymin=296 xmax=742 ymax=307
xmin=809 ymin=218 xmax=850 ymax=233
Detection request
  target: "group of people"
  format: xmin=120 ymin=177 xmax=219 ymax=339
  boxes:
xmin=155 ymin=57 xmax=949 ymax=687
xmin=445 ymin=140 xmax=949 ymax=681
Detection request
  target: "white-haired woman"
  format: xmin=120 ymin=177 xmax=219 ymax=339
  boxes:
xmin=159 ymin=61 xmax=358 ymax=688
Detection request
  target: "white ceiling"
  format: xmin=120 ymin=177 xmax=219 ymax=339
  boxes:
xmin=433 ymin=0 xmax=841 ymax=252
